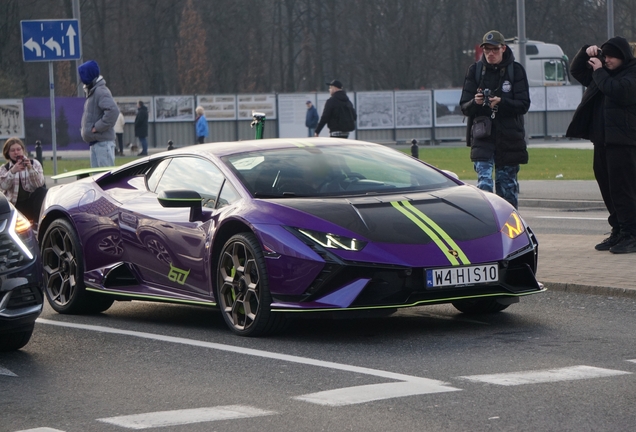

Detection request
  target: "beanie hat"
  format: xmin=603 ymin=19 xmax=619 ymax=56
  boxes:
xmin=601 ymin=42 xmax=624 ymax=60
xmin=78 ymin=60 xmax=100 ymax=85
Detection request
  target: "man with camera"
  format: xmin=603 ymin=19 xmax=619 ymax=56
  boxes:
xmin=460 ymin=30 xmax=530 ymax=209
xmin=566 ymin=37 xmax=636 ymax=254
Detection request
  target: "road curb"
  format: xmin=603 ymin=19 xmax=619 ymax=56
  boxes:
xmin=544 ymin=282 xmax=636 ymax=299
xmin=518 ymin=199 xmax=605 ymax=210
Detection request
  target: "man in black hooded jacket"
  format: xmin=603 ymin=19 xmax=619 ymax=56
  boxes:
xmin=566 ymin=36 xmax=636 ymax=254
xmin=460 ymin=30 xmax=530 ymax=209
xmin=315 ymin=80 xmax=356 ymax=139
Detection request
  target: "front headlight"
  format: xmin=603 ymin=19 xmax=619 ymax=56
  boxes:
xmin=501 ymin=211 xmax=525 ymax=239
xmin=8 ymin=207 xmax=34 ymax=260
xmin=293 ymin=228 xmax=367 ymax=251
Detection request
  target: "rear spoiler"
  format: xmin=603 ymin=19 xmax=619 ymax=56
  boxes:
xmin=51 ymin=166 xmax=113 ymax=180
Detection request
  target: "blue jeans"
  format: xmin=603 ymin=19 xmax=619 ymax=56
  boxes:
xmin=90 ymin=141 xmax=115 ymax=167
xmin=138 ymin=136 xmax=148 ymax=154
xmin=474 ymin=158 xmax=520 ymax=209
xmin=308 ymin=128 xmax=315 ymax=137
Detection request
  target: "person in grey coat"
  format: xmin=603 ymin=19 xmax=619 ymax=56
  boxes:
xmin=78 ymin=60 xmax=119 ymax=167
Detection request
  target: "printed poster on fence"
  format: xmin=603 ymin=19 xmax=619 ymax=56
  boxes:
xmin=154 ymin=96 xmax=195 ymax=122
xmin=114 ymin=96 xmax=155 ymax=122
xmin=0 ymin=99 xmax=24 ymax=139
xmin=394 ymin=90 xmax=432 ymax=128
xmin=196 ymin=95 xmax=237 ymax=121
xmin=237 ymin=94 xmax=277 ymax=120
xmin=433 ymin=89 xmax=464 ymax=127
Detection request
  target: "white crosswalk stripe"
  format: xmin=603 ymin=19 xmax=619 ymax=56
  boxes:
xmin=459 ymin=365 xmax=631 ymax=386
xmin=97 ymin=405 xmax=276 ymax=430
xmin=294 ymin=379 xmax=460 ymax=406
xmin=0 ymin=365 xmax=17 ymax=377
xmin=14 ymin=428 xmax=65 ymax=432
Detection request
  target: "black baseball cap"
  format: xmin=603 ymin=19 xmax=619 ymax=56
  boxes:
xmin=326 ymin=80 xmax=343 ymax=89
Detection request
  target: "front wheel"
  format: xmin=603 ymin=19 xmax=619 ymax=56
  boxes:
xmin=40 ymin=219 xmax=114 ymax=314
xmin=216 ymin=233 xmax=285 ymax=336
xmin=452 ymin=297 xmax=511 ymax=314
xmin=0 ymin=326 xmax=34 ymax=352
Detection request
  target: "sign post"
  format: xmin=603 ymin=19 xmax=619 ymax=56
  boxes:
xmin=21 ymin=19 xmax=81 ymax=177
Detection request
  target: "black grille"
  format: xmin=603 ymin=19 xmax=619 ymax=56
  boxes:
xmin=7 ymin=285 xmax=41 ymax=309
xmin=0 ymin=234 xmax=27 ymax=272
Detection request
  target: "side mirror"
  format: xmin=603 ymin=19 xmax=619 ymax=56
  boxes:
xmin=157 ymin=189 xmax=203 ymax=222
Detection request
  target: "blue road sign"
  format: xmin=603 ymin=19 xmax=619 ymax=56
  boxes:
xmin=21 ymin=19 xmax=81 ymax=62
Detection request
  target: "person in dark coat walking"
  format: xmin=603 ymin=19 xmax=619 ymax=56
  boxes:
xmin=134 ymin=101 xmax=149 ymax=156
xmin=566 ymin=36 xmax=636 ymax=254
xmin=460 ymin=30 xmax=530 ymax=209
xmin=305 ymin=101 xmax=319 ymax=137
xmin=315 ymin=80 xmax=356 ymax=139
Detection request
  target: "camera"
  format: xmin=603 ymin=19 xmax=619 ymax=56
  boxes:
xmin=482 ymin=89 xmax=491 ymax=107
xmin=16 ymin=155 xmax=24 ymax=162
xmin=595 ymin=49 xmax=606 ymax=63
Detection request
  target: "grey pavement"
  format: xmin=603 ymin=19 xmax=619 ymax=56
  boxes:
xmin=40 ymin=139 xmax=635 ymax=299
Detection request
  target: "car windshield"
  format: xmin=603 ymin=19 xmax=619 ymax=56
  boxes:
xmin=222 ymin=144 xmax=458 ymax=198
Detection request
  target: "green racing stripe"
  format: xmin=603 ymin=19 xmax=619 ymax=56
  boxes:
xmin=391 ymin=200 xmax=471 ymax=266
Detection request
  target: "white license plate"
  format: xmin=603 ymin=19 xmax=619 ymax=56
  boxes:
xmin=426 ymin=264 xmax=498 ymax=288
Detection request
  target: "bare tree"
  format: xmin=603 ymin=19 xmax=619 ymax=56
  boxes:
xmin=176 ymin=0 xmax=211 ymax=94
xmin=4 ymin=0 xmax=636 ymax=97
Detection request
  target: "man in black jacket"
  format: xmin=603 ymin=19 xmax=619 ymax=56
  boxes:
xmin=566 ymin=36 xmax=636 ymax=254
xmin=460 ymin=30 xmax=530 ymax=209
xmin=134 ymin=101 xmax=149 ymax=156
xmin=315 ymin=80 xmax=356 ymax=138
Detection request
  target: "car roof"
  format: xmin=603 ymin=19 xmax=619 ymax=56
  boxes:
xmin=157 ymin=138 xmax=382 ymax=159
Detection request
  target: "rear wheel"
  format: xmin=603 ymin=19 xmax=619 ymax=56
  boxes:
xmin=41 ymin=219 xmax=114 ymax=314
xmin=452 ymin=297 xmax=510 ymax=314
xmin=0 ymin=326 xmax=34 ymax=352
xmin=217 ymin=233 xmax=285 ymax=336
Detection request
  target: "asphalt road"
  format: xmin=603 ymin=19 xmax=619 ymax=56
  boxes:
xmin=2 ymin=291 xmax=635 ymax=432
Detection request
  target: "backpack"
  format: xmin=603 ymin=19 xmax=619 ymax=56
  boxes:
xmin=474 ymin=60 xmax=514 ymax=90
xmin=336 ymin=101 xmax=356 ymax=132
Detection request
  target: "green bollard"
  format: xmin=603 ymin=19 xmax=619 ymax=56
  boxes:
xmin=251 ymin=111 xmax=266 ymax=140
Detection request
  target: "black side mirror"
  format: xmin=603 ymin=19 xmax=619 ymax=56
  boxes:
xmin=157 ymin=189 xmax=203 ymax=222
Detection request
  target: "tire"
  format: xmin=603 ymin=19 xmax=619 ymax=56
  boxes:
xmin=0 ymin=326 xmax=33 ymax=352
xmin=217 ymin=233 xmax=285 ymax=336
xmin=40 ymin=219 xmax=114 ymax=314
xmin=452 ymin=297 xmax=511 ymax=314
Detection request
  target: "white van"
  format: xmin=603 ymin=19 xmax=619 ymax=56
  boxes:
xmin=505 ymin=39 xmax=571 ymax=86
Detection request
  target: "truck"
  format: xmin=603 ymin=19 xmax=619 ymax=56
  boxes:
xmin=475 ymin=38 xmax=571 ymax=86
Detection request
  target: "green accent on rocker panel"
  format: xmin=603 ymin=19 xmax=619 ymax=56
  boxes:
xmin=271 ymin=288 xmax=547 ymax=313
xmin=85 ymin=287 xmax=216 ymax=306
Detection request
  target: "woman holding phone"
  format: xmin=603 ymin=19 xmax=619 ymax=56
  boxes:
xmin=0 ymin=137 xmax=46 ymax=224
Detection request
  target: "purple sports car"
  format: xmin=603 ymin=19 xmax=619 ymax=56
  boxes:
xmin=39 ymin=138 xmax=544 ymax=336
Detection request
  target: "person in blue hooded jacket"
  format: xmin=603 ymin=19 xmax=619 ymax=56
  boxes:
xmin=78 ymin=60 xmax=119 ymax=167
xmin=195 ymin=106 xmax=208 ymax=144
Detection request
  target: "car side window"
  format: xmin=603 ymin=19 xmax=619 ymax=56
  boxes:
xmin=155 ymin=157 xmax=225 ymax=209
xmin=217 ymin=180 xmax=241 ymax=209
xmin=146 ymin=159 xmax=172 ymax=193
